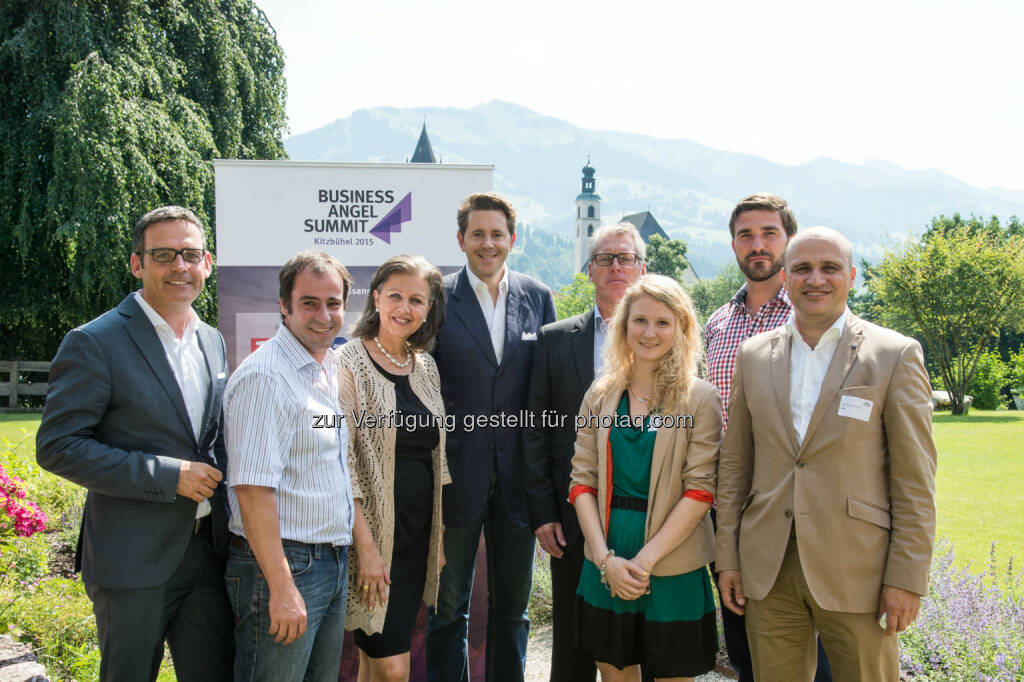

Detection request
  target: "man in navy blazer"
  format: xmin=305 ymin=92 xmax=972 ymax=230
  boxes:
xmin=37 ymin=206 xmax=233 ymax=682
xmin=428 ymin=192 xmax=556 ymax=682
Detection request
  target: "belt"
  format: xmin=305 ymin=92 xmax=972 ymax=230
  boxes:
xmin=611 ymin=495 xmax=648 ymax=512
xmin=229 ymin=534 xmax=346 ymax=552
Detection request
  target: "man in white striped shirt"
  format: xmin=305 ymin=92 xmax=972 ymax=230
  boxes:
xmin=224 ymin=250 xmax=355 ymax=682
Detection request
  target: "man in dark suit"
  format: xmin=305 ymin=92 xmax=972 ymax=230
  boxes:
xmin=428 ymin=192 xmax=556 ymax=682
xmin=37 ymin=206 xmax=233 ymax=682
xmin=524 ymin=223 xmax=646 ymax=682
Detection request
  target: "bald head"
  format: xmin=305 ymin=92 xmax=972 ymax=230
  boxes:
xmin=784 ymin=226 xmax=853 ymax=269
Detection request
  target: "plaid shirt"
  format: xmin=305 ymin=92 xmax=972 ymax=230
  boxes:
xmin=705 ymin=284 xmax=792 ymax=429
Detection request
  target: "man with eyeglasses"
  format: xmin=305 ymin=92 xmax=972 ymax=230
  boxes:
xmin=524 ymin=222 xmax=646 ymax=682
xmin=37 ymin=206 xmax=234 ymax=682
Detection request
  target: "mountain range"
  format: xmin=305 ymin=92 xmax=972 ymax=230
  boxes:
xmin=284 ymin=100 xmax=1024 ymax=282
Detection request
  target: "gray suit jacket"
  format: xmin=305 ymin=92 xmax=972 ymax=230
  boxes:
xmin=37 ymin=294 xmax=230 ymax=589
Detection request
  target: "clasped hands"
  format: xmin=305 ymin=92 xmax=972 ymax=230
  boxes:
xmin=603 ymin=551 xmax=653 ymax=600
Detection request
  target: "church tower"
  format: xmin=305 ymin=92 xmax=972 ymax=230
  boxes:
xmin=574 ymin=158 xmax=601 ymax=271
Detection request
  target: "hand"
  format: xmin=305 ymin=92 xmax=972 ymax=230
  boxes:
xmin=718 ymin=570 xmax=746 ymax=615
xmin=356 ymin=545 xmax=391 ymax=609
xmin=268 ymin=580 xmax=307 ymax=645
xmin=878 ymin=585 xmax=921 ymax=634
xmin=534 ymin=522 xmax=567 ymax=558
xmin=605 ymin=556 xmax=650 ymax=601
xmin=176 ymin=461 xmax=222 ymax=503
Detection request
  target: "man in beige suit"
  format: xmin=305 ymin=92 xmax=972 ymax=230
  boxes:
xmin=715 ymin=227 xmax=937 ymax=681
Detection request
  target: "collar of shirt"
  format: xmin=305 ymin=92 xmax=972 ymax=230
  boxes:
xmin=274 ymin=322 xmax=339 ymax=375
xmin=731 ymin=283 xmax=792 ymax=315
xmin=466 ymin=265 xmax=509 ymax=305
xmin=786 ymin=307 xmax=849 ymax=353
xmin=134 ymin=290 xmax=199 ymax=342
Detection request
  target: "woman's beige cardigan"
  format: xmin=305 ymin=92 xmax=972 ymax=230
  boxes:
xmin=338 ymin=340 xmax=452 ymax=634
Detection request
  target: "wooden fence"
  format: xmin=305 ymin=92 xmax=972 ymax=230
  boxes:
xmin=0 ymin=360 xmax=50 ymax=411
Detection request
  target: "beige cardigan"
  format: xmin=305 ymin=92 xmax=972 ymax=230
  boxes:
xmin=569 ymin=378 xmax=722 ymax=576
xmin=338 ymin=340 xmax=452 ymax=634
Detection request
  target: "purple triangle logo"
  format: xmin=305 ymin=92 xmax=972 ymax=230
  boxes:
xmin=369 ymin=192 xmax=412 ymax=244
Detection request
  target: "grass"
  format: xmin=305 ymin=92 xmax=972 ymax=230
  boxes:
xmin=932 ymin=409 xmax=1024 ymax=571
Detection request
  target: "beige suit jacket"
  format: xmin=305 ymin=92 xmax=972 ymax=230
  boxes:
xmin=715 ymin=314 xmax=937 ymax=613
xmin=570 ymin=378 xmax=722 ymax=576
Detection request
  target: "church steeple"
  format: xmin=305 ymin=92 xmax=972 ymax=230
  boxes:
xmin=410 ymin=122 xmax=437 ymax=163
xmin=574 ymin=157 xmax=601 ymax=272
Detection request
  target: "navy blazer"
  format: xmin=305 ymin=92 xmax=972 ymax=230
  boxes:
xmin=523 ymin=309 xmax=595 ymax=548
xmin=434 ymin=267 xmax=556 ymax=527
xmin=37 ymin=294 xmax=230 ymax=589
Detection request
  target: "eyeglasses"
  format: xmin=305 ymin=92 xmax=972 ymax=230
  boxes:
xmin=136 ymin=248 xmax=207 ymax=264
xmin=591 ymin=252 xmax=642 ymax=267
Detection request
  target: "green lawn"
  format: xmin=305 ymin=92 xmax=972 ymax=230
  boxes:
xmin=932 ymin=409 xmax=1024 ymax=571
xmin=6 ymin=410 xmax=1024 ymax=573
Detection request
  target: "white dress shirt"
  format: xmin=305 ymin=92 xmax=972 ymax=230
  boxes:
xmin=224 ymin=324 xmax=354 ymax=545
xmin=466 ymin=266 xmax=510 ymax=363
xmin=135 ymin=291 xmax=211 ymax=518
xmin=788 ymin=308 xmax=849 ymax=445
xmin=593 ymin=303 xmax=609 ymax=376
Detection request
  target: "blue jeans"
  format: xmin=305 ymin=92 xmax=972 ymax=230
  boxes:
xmin=225 ymin=537 xmax=348 ymax=682
xmin=427 ymin=479 xmax=535 ymax=682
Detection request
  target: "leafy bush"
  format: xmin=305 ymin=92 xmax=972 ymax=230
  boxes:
xmin=900 ymin=539 xmax=1023 ymax=680
xmin=1 ymin=434 xmax=85 ymax=520
xmin=1007 ymin=347 xmax=1024 ymax=392
xmin=967 ymin=350 xmax=1009 ymax=409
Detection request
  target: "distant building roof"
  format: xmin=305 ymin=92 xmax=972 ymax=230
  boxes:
xmin=621 ymin=211 xmax=668 ymax=242
xmin=410 ymin=123 xmax=437 ymax=163
xmin=620 ymin=211 xmax=700 ymax=283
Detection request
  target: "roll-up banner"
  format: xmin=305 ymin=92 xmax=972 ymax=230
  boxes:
xmin=214 ymin=160 xmax=493 ymax=371
xmin=214 ymin=159 xmax=494 ymax=680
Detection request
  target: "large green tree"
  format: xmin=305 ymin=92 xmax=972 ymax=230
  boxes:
xmin=554 ymin=272 xmax=595 ymax=320
xmin=1 ymin=1 xmax=287 ymax=359
xmin=686 ymin=262 xmax=745 ymax=323
xmin=869 ymin=224 xmax=1024 ymax=414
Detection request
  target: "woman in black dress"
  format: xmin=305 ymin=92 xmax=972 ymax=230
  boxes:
xmin=338 ymin=254 xmax=451 ymax=681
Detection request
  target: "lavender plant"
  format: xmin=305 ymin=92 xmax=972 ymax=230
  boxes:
xmin=900 ymin=539 xmax=1023 ymax=680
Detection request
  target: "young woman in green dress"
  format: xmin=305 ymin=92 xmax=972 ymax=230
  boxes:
xmin=569 ymin=274 xmax=722 ymax=682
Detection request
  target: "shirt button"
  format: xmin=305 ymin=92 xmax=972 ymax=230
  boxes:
xmin=784 ymin=509 xmax=793 ymax=519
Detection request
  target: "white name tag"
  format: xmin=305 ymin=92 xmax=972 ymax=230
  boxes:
xmin=838 ymin=395 xmax=873 ymax=422
xmin=521 ymin=331 xmax=537 ymax=341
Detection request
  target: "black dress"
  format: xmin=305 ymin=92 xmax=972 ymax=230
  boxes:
xmin=353 ymin=356 xmax=438 ymax=658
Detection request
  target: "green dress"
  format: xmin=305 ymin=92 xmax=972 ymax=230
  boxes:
xmin=575 ymin=393 xmax=718 ymax=677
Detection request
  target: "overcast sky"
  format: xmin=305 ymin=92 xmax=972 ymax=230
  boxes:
xmin=257 ymin=0 xmax=1024 ymax=191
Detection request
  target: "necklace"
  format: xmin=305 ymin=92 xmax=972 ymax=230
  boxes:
xmin=627 ymin=386 xmax=650 ymax=403
xmin=374 ymin=336 xmax=412 ymax=368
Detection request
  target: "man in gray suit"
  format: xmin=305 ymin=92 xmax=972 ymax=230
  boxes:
xmin=37 ymin=206 xmax=234 ymax=682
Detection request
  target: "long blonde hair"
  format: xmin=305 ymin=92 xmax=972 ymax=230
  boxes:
xmin=595 ymin=274 xmax=701 ymax=414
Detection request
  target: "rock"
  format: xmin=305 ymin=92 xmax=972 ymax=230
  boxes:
xmin=0 ymin=635 xmax=48 ymax=682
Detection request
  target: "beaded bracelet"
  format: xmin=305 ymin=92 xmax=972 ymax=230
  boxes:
xmin=598 ymin=549 xmax=615 ymax=591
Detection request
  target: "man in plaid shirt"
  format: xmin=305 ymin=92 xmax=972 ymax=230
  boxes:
xmin=706 ymin=193 xmax=833 ymax=682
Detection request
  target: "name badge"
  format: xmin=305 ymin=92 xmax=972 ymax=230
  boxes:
xmin=521 ymin=331 xmax=537 ymax=341
xmin=838 ymin=395 xmax=873 ymax=422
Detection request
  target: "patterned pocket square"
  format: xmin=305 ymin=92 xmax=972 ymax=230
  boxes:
xmin=521 ymin=331 xmax=537 ymax=341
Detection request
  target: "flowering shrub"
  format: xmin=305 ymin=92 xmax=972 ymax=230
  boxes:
xmin=900 ymin=539 xmax=1023 ymax=680
xmin=1 ymin=464 xmax=47 ymax=539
